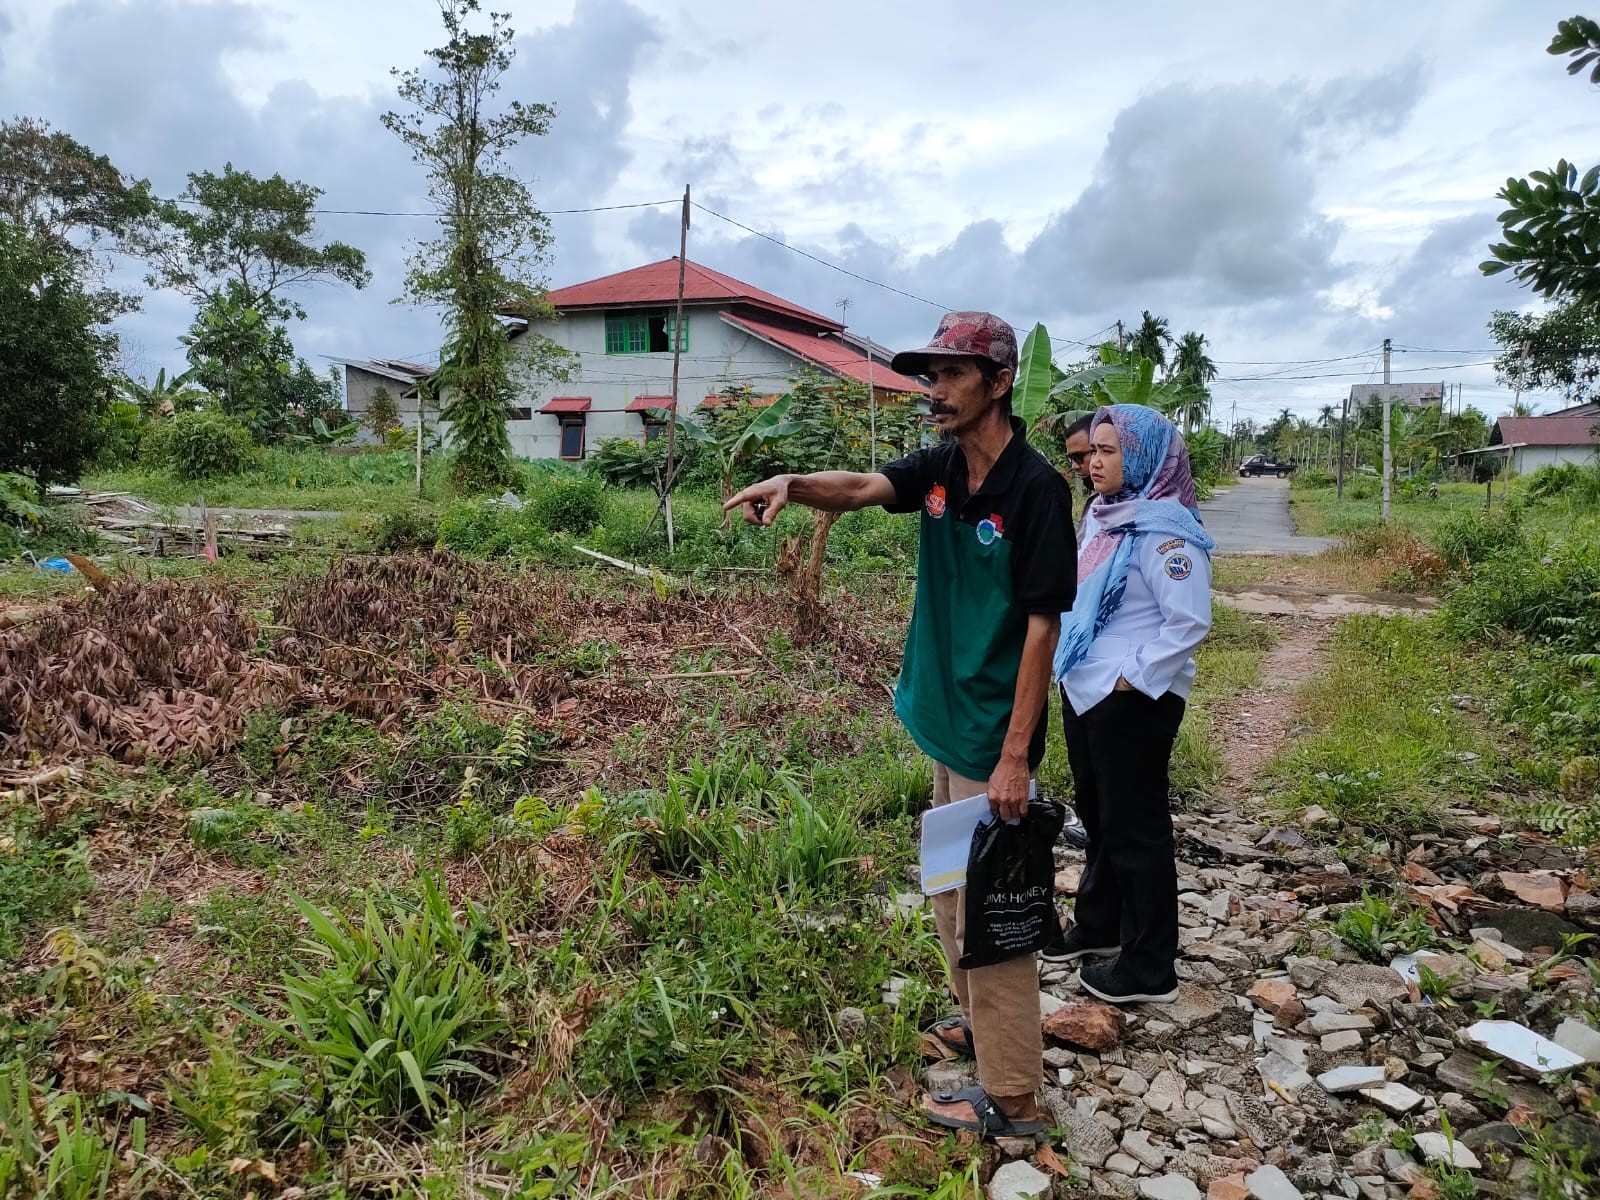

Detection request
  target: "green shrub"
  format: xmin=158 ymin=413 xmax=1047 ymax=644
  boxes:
xmin=1442 ymin=530 xmax=1600 ymax=644
xmin=1291 ymin=467 xmax=1335 ymax=490
xmin=529 ymin=474 xmax=605 ymax=536
xmin=1523 ymin=461 xmax=1600 ymax=503
xmin=586 ymin=435 xmax=672 ymax=489
xmin=371 ymin=507 xmax=440 ymax=553
xmin=92 ymin=401 xmax=144 ymax=469
xmin=142 ymin=410 xmax=255 ymax=480
xmin=1431 ymin=507 xmax=1524 ymax=568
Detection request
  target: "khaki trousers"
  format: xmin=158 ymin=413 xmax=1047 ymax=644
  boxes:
xmin=930 ymin=762 xmax=1043 ymax=1098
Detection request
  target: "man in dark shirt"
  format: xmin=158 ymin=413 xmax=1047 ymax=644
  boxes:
xmin=725 ymin=311 xmax=1076 ymax=1139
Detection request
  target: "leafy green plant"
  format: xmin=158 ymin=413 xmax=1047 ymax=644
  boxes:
xmin=141 ymin=408 xmax=255 ymax=479
xmin=528 ymin=473 xmax=605 ymax=535
xmin=1416 ymin=961 xmax=1461 ymax=1005
xmin=252 ymin=878 xmax=504 ymax=1124
xmin=1333 ymin=892 xmax=1434 ymax=963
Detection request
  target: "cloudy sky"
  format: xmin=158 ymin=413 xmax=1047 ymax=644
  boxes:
xmin=1 ymin=0 xmax=1590 ymax=423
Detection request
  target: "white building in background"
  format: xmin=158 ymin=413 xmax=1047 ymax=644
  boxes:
xmin=501 ymin=257 xmax=928 ymax=461
xmin=1476 ymin=403 xmax=1600 ymax=474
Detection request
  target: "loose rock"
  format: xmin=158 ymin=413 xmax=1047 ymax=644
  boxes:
xmin=988 ymin=1159 xmax=1052 ymax=1200
xmin=1044 ymin=1002 xmax=1127 ymax=1052
xmin=1244 ymin=1163 xmax=1305 ymax=1200
xmin=1412 ymin=1132 xmax=1482 ymax=1170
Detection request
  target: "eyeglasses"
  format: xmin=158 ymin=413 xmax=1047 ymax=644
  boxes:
xmin=1067 ymin=451 xmax=1090 ymax=464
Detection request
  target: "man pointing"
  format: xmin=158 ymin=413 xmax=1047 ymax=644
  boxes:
xmin=725 ymin=312 xmax=1076 ymax=1139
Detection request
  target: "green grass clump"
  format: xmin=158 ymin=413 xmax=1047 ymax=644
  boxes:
xmin=1270 ymin=612 xmax=1490 ymax=837
xmin=253 ymin=877 xmax=503 ymax=1126
xmin=1333 ymin=892 xmax=1435 ymax=962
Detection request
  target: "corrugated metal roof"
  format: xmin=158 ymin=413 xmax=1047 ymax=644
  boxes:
xmin=626 ymin=394 xmax=673 ymax=412
xmin=719 ymin=312 xmax=929 ymax=394
xmin=547 ymin=258 xmax=840 ymax=329
xmin=325 ymin=356 xmax=434 ymax=384
xmin=541 ymin=396 xmax=592 ymax=414
xmin=1491 ymin=415 xmax=1600 ymax=447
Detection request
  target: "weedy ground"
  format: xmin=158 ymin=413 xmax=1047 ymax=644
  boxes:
xmin=1 ymin=466 xmax=1597 ymax=1197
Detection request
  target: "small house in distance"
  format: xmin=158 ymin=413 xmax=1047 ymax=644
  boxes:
xmin=1347 ymin=382 xmax=1445 ymax=412
xmin=503 ymin=257 xmax=928 ymax=461
xmin=329 ymin=357 xmax=433 ymax=432
xmin=1479 ymin=402 xmax=1600 ymax=474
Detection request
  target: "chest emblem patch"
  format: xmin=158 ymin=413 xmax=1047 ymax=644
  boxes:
xmin=925 ymin=484 xmax=947 ymax=518
xmin=1164 ymin=553 xmax=1193 ymax=581
xmin=976 ymin=516 xmax=1003 ymax=545
xmin=1155 ymin=537 xmax=1185 ymax=554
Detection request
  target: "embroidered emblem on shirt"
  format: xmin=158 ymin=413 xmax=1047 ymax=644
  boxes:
xmin=1156 ymin=537 xmax=1185 ymax=554
xmin=925 ymin=484 xmax=947 ymax=518
xmin=975 ymin=517 xmax=1001 ymax=545
xmin=1164 ymin=552 xmax=1193 ymax=581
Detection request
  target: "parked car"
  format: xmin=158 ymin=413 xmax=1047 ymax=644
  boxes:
xmin=1239 ymin=455 xmax=1296 ymax=478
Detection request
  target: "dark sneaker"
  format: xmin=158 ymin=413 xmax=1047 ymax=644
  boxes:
xmin=1059 ymin=821 xmax=1090 ymax=850
xmin=1077 ymin=960 xmax=1178 ymax=1005
xmin=1039 ymin=927 xmax=1118 ymax=965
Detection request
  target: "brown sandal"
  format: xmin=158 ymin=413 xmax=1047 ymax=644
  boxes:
xmin=921 ymin=1015 xmax=974 ymax=1060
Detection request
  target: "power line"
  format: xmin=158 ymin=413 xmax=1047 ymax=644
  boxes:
xmin=164 ymin=197 xmax=680 ymax=218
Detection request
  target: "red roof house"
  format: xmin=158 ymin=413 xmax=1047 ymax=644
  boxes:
xmin=500 ymin=257 xmax=927 ymax=461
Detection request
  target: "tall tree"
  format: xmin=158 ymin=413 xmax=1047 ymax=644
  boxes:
xmin=0 ymin=117 xmax=155 ymax=321
xmin=1130 ymin=310 xmax=1172 ymax=373
xmin=383 ymin=0 xmax=572 ymax=493
xmin=0 ymin=221 xmax=111 ymax=486
xmin=1172 ymin=331 xmax=1217 ymax=389
xmin=143 ymin=164 xmax=369 ymax=319
xmin=1488 ymin=303 xmax=1600 ymax=403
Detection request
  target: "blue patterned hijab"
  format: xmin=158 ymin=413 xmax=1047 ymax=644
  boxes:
xmin=1053 ymin=405 xmax=1215 ymax=682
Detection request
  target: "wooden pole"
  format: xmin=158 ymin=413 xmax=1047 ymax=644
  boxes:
xmin=665 ymin=185 xmax=690 ymax=555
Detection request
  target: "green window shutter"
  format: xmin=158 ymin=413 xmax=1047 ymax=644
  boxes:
xmin=605 ymin=314 xmax=650 ymax=354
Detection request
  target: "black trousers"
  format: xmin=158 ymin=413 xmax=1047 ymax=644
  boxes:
xmin=1061 ymin=686 xmax=1186 ymax=990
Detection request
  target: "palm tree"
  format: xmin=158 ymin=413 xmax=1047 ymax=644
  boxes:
xmin=1318 ymin=404 xmax=1337 ymax=468
xmin=1172 ymin=332 xmax=1217 ymax=389
xmin=1130 ymin=311 xmax=1172 ymax=374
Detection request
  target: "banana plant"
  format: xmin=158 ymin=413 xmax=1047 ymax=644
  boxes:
xmin=665 ymin=393 xmax=802 ymax=522
xmin=116 ymin=367 xmax=209 ymax=417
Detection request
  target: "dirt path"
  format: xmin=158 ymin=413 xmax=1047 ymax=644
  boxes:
xmin=1210 ymin=616 xmax=1331 ymax=802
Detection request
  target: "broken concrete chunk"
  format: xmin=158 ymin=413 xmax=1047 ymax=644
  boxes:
xmin=1140 ymin=1175 xmax=1204 ymax=1200
xmin=1321 ymin=1030 xmax=1364 ymax=1053
xmin=1243 ymin=1163 xmax=1305 ymax=1200
xmin=1355 ymin=1081 xmax=1426 ymax=1114
xmin=1552 ymin=1017 xmax=1600 ymax=1065
xmin=1307 ymin=1011 xmax=1375 ymax=1035
xmin=1462 ymin=1019 xmax=1585 ymax=1075
xmin=1316 ymin=1064 xmax=1387 ymax=1094
xmin=1412 ymin=1131 xmax=1482 ymax=1170
xmin=988 ymin=1159 xmax=1052 ymax=1200
xmin=1120 ymin=1129 xmax=1169 ymax=1170
xmin=1256 ymin=1051 xmax=1313 ymax=1092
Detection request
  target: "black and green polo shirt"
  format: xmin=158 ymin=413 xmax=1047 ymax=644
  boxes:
xmin=879 ymin=417 xmax=1077 ymax=781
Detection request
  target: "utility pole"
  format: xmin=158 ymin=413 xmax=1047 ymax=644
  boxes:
xmin=836 ymin=297 xmax=876 ymax=469
xmin=664 ymin=185 xmax=689 ymax=554
xmin=1336 ymin=387 xmax=1349 ymax=501
xmin=1229 ymin=398 xmax=1238 ymax=467
xmin=1116 ymin=320 xmax=1126 ymax=354
xmin=1381 ymin=337 xmax=1393 ymax=521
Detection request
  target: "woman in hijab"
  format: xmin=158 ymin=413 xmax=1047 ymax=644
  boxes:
xmin=1040 ymin=404 xmax=1215 ymax=1004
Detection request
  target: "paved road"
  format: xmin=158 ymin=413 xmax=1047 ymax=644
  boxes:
xmin=1199 ymin=476 xmax=1336 ymax=557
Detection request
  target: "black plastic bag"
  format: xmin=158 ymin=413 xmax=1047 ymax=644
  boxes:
xmin=958 ymin=798 xmax=1066 ymax=970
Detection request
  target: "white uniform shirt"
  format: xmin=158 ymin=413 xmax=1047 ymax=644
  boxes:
xmin=1061 ymin=508 xmax=1214 ymax=714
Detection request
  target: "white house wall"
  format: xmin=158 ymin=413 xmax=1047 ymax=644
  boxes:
xmin=1512 ymin=445 xmax=1599 ymax=474
xmin=509 ymin=308 xmax=810 ymax=460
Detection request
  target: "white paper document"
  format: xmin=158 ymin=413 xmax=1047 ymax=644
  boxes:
xmin=919 ymin=783 xmax=1037 ymax=896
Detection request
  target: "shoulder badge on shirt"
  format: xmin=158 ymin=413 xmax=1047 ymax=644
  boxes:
xmin=925 ymin=484 xmax=947 ymax=518
xmin=1164 ymin=552 xmax=1193 ymax=581
xmin=1156 ymin=537 xmax=1186 ymax=554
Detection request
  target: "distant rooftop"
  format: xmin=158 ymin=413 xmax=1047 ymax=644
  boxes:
xmin=544 ymin=257 xmax=841 ymax=330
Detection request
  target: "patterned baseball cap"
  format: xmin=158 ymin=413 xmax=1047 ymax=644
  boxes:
xmin=890 ymin=311 xmax=1018 ymax=377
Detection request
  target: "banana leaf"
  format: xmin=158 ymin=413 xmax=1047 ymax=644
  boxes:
xmin=1013 ymin=323 xmax=1055 ymax=424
